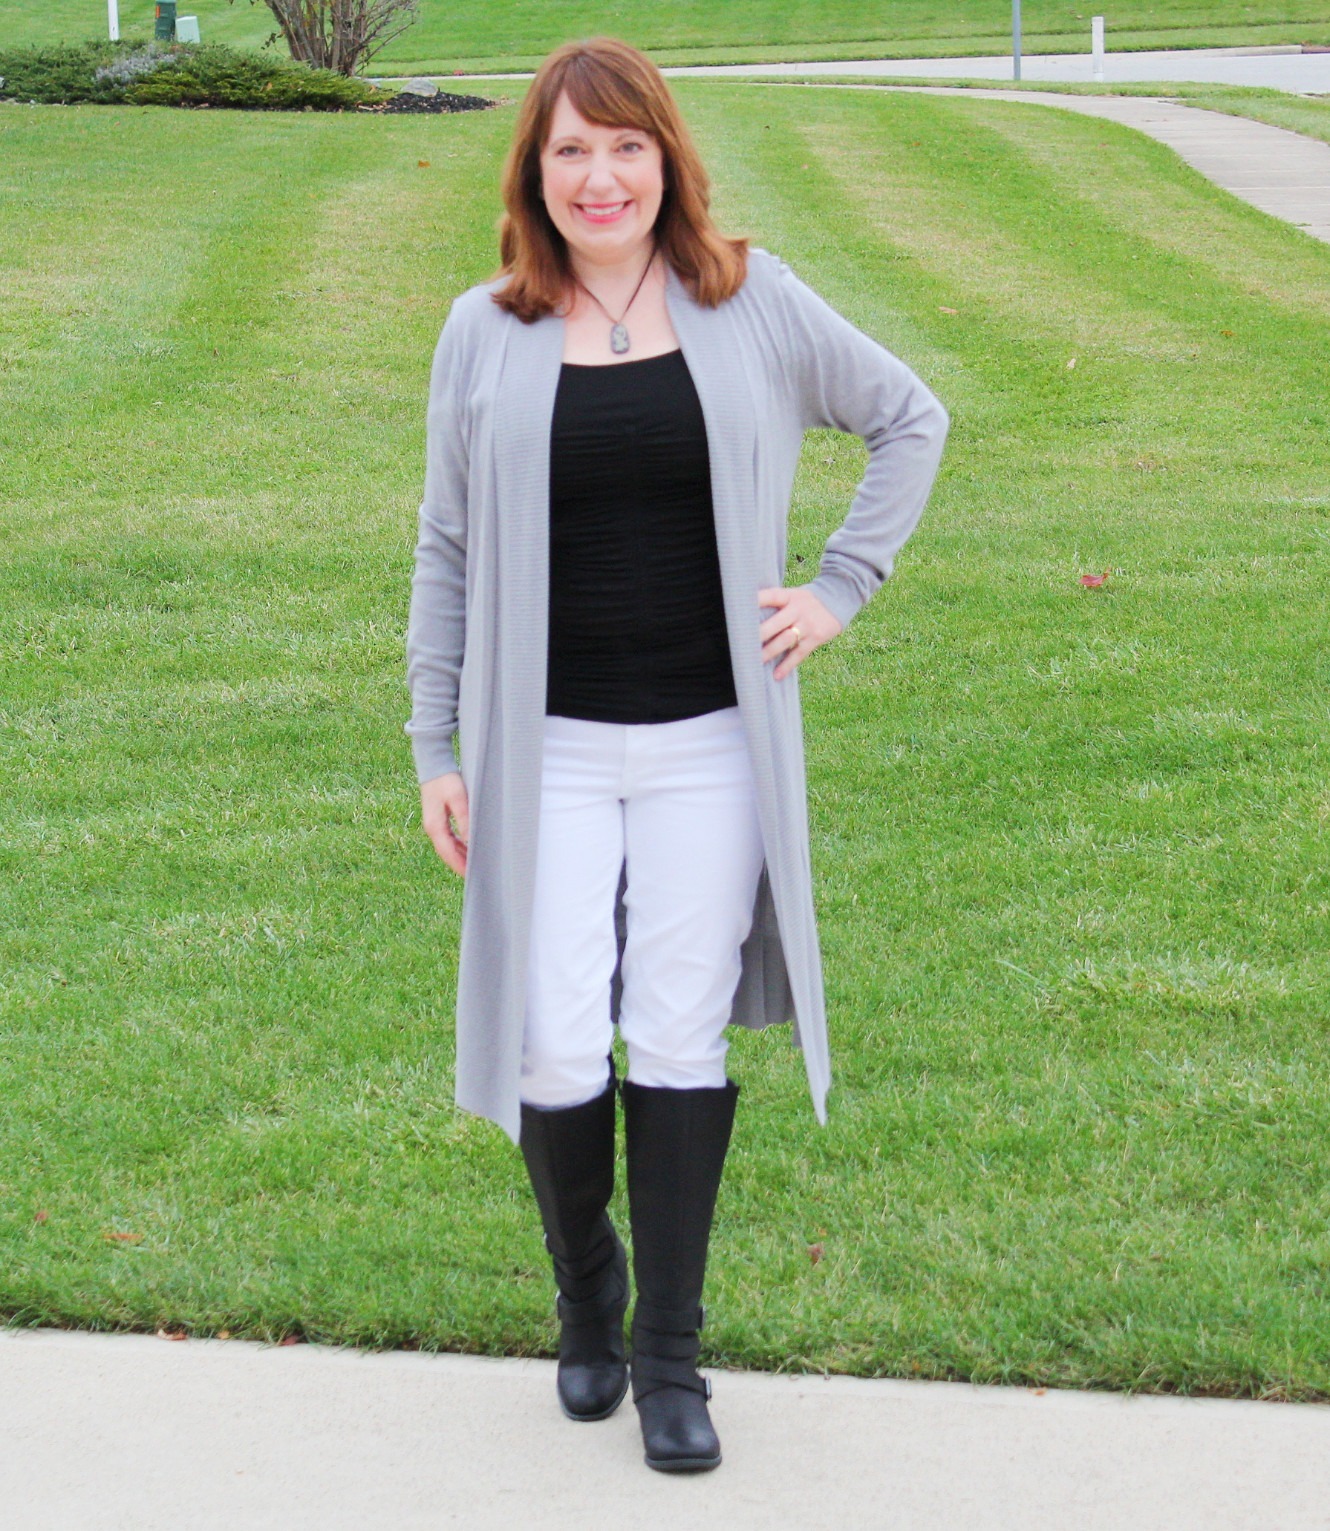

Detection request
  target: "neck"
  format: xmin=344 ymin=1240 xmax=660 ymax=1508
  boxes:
xmin=568 ymin=239 xmax=656 ymax=293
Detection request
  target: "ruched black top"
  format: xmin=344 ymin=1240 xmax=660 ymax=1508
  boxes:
xmin=546 ymin=348 xmax=737 ymax=723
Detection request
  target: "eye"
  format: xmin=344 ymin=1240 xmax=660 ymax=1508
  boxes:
xmin=618 ymin=140 xmax=645 ymax=154
xmin=555 ymin=145 xmax=583 ymax=158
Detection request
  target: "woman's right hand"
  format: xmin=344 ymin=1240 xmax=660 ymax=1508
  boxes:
xmin=420 ymin=772 xmax=469 ymax=877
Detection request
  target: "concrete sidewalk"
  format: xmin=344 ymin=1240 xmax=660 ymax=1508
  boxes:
xmin=4 ymin=1326 xmax=1330 ymax=1529
xmin=788 ymin=86 xmax=1330 ymax=245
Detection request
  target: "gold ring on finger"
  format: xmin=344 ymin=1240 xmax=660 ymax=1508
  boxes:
xmin=789 ymin=625 xmax=802 ymax=646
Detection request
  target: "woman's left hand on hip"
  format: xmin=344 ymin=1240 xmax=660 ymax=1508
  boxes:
xmin=757 ymin=586 xmax=844 ymax=681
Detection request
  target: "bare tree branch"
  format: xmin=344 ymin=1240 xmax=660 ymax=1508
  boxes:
xmin=230 ymin=0 xmax=419 ymax=76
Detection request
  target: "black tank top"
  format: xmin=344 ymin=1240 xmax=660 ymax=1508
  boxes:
xmin=546 ymin=349 xmax=738 ymax=723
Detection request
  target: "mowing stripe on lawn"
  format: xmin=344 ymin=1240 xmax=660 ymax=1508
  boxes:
xmin=3 ymin=86 xmax=1328 ymax=1393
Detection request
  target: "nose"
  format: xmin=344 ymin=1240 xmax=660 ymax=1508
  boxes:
xmin=580 ymin=149 xmax=622 ymax=195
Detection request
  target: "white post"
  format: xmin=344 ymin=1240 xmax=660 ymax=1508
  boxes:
xmin=1013 ymin=0 xmax=1022 ymax=81
xmin=108 ymin=0 xmax=119 ymax=40
xmin=1092 ymin=16 xmax=1105 ymax=81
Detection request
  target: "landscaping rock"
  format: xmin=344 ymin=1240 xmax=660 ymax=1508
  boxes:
xmin=398 ymin=77 xmax=439 ymax=96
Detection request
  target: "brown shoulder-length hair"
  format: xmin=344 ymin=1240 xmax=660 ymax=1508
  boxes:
xmin=494 ymin=36 xmax=748 ymax=322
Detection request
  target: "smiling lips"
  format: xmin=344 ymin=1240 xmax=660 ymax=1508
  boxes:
xmin=576 ymin=200 xmax=632 ymax=223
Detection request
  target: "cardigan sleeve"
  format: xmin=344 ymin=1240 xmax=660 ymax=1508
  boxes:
xmin=772 ymin=256 xmax=949 ymax=631
xmin=404 ymin=300 xmax=471 ymax=784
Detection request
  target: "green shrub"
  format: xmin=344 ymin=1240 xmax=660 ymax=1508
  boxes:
xmin=0 ymin=39 xmax=128 ymax=104
xmin=0 ymin=37 xmax=388 ymax=110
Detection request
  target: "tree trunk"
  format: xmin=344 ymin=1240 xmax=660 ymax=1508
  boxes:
xmin=246 ymin=0 xmax=419 ymax=76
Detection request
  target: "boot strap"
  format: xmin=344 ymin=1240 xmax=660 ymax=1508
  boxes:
xmin=543 ymin=1223 xmax=615 ymax=1269
xmin=546 ymin=1224 xmax=619 ymax=1298
xmin=630 ymin=1298 xmax=706 ymax=1395
xmin=633 ymin=1328 xmax=698 ymax=1362
xmin=554 ymin=1232 xmax=627 ymax=1325
xmin=556 ymin=1275 xmax=627 ymax=1328
xmin=633 ymin=1299 xmax=704 ymax=1335
xmin=630 ymin=1349 xmax=710 ymax=1401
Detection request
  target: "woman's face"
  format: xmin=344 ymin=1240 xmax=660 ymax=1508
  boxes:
xmin=539 ymin=90 xmax=665 ymax=270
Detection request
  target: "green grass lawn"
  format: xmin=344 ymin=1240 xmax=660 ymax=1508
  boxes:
xmin=749 ymin=79 xmax=1330 ymax=150
xmin=3 ymin=79 xmax=1329 ymax=1396
xmin=3 ymin=0 xmax=1330 ymax=74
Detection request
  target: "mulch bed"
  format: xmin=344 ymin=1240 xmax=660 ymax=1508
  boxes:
xmin=359 ymin=90 xmax=497 ymax=114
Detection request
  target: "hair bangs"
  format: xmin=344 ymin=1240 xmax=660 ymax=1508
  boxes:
xmin=558 ymin=53 xmax=662 ymax=139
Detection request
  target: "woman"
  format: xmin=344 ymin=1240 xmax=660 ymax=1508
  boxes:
xmin=405 ymin=36 xmax=948 ymax=1473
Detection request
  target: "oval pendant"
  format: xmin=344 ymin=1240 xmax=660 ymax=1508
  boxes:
xmin=610 ymin=323 xmax=631 ymax=355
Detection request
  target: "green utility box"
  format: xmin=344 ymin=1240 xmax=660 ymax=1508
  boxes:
xmin=154 ymin=1 xmax=176 ymax=40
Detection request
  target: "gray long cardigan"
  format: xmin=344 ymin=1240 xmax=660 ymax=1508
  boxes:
xmin=405 ymin=247 xmax=949 ymax=1143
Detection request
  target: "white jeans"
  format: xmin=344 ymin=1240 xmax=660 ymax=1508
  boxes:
xmin=520 ymin=706 xmax=767 ymax=1109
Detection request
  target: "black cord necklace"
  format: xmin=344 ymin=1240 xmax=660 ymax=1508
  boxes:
xmin=573 ymin=251 xmax=656 ymax=355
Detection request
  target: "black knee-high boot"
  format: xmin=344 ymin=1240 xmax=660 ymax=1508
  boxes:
xmin=518 ymin=1071 xmax=630 ymax=1422
xmin=622 ymin=1078 xmax=739 ymax=1473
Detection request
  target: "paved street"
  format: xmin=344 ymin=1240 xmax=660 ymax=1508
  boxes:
xmin=667 ymin=44 xmax=1330 ymax=94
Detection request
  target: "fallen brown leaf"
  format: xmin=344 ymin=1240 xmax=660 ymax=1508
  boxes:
xmin=1080 ymin=570 xmax=1111 ymax=588
xmin=104 ymin=1231 xmax=142 ymax=1243
xmin=808 ymin=1242 xmax=825 ymax=1265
